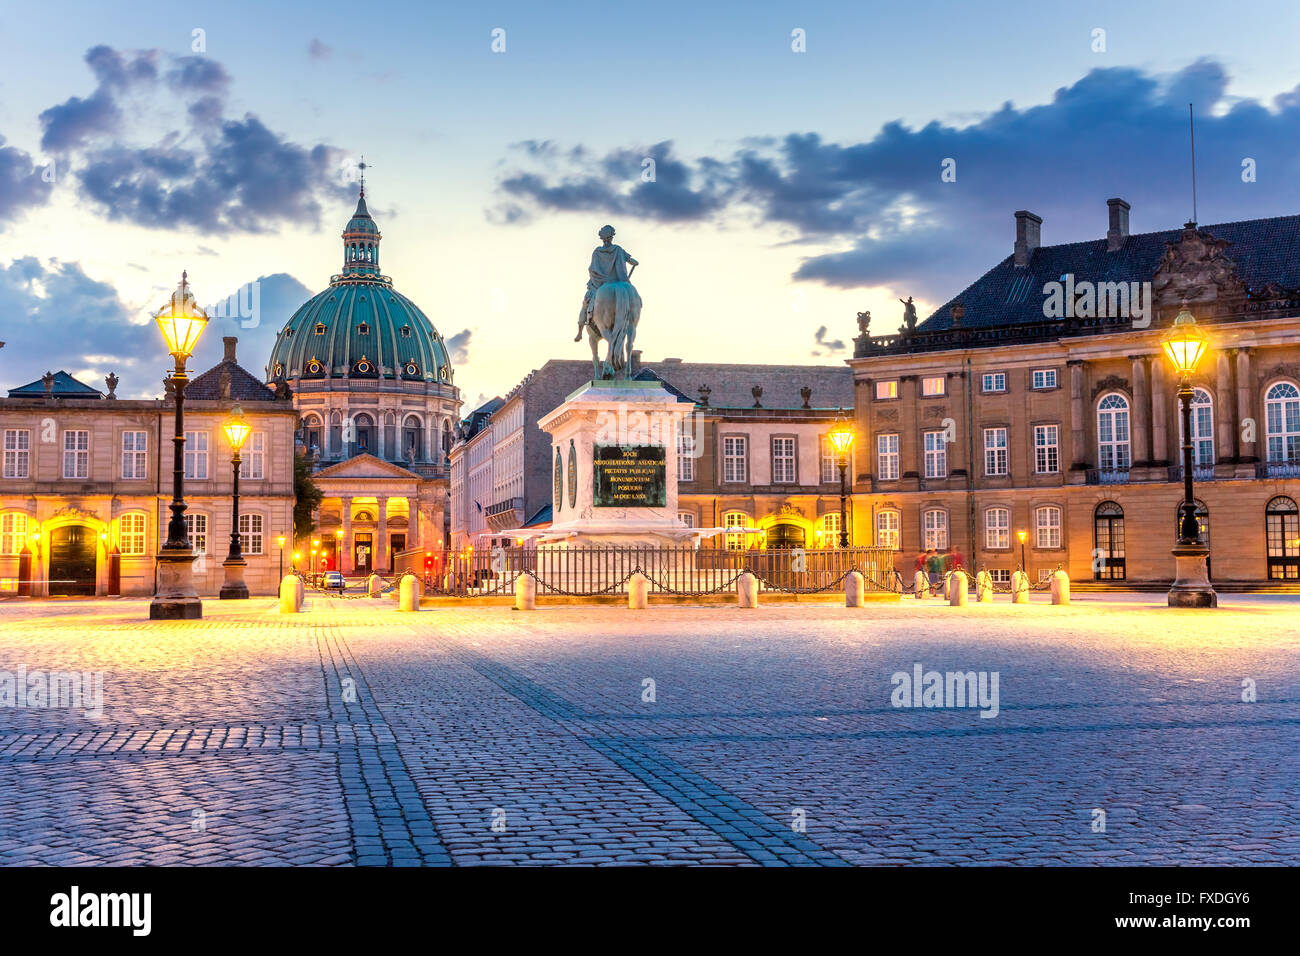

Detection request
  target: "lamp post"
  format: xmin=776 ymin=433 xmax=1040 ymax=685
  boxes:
xmin=219 ymin=404 xmax=251 ymax=600
xmin=149 ymin=272 xmax=209 ymax=620
xmin=277 ymin=535 xmax=286 ymax=580
xmin=311 ymin=538 xmax=320 ymax=578
xmin=1016 ymin=529 xmax=1027 ymax=574
xmin=292 ymin=551 xmax=301 ymax=572
xmin=827 ymin=411 xmax=856 ymax=548
xmin=1163 ymin=306 xmax=1218 ymax=608
xmin=335 ymin=527 xmax=344 ymax=578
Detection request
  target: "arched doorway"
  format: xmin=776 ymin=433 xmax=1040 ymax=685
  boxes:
xmin=1093 ymin=501 xmax=1125 ymax=580
xmin=1266 ymin=496 xmax=1299 ymax=579
xmin=48 ymin=525 xmax=97 ymax=596
xmin=767 ymin=523 xmax=806 ymax=549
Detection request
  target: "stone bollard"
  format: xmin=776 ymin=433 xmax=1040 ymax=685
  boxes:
xmin=279 ymin=575 xmax=302 ymax=613
xmin=948 ymin=570 xmax=968 ymax=606
xmin=913 ymin=570 xmax=927 ymax=599
xmin=845 ymin=571 xmax=866 ymax=608
xmin=399 ymin=574 xmax=421 ymax=612
xmin=514 ymin=572 xmax=536 ymax=611
xmin=1051 ymin=569 xmax=1070 ymax=605
xmin=737 ymin=572 xmax=759 ymax=608
xmin=1011 ymin=570 xmax=1030 ymax=604
xmin=368 ymin=573 xmax=383 ymax=598
xmin=628 ymin=572 xmax=649 ymax=610
xmin=976 ymin=570 xmax=993 ymax=603
xmin=295 ymin=575 xmax=305 ymax=606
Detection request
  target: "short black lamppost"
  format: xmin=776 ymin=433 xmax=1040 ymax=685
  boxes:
xmin=827 ymin=410 xmax=856 ymax=548
xmin=1163 ymin=306 xmax=1218 ymax=608
xmin=277 ymin=535 xmax=287 ymax=581
xmin=150 ymin=272 xmax=210 ymax=620
xmin=1016 ymin=529 xmax=1027 ymax=574
xmin=219 ymin=404 xmax=251 ymax=600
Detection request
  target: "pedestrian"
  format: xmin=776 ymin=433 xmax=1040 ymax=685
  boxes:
xmin=926 ymin=548 xmax=944 ymax=594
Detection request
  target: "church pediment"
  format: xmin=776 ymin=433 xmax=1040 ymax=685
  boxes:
xmin=313 ymin=453 xmax=422 ymax=480
xmin=1152 ymin=222 xmax=1248 ymax=306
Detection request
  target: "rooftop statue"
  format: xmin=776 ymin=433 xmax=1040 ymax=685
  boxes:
xmin=576 ymin=224 xmax=642 ymax=380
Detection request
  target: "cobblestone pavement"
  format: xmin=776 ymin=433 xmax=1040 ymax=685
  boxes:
xmin=0 ymin=593 xmax=1297 ymax=866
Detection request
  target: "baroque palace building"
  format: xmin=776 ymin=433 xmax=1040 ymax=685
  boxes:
xmin=848 ymin=199 xmax=1300 ymax=586
xmin=265 ymin=182 xmax=462 ymax=573
xmin=0 ymin=340 xmax=295 ymax=596
xmin=450 ymin=355 xmax=854 ymax=552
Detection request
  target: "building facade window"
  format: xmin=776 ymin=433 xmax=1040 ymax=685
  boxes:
xmin=922 ymin=509 xmax=948 ymax=550
xmin=875 ymin=380 xmax=898 ymax=400
xmin=876 ymin=510 xmax=900 ymax=550
xmin=3 ymin=429 xmax=30 ymax=479
xmin=184 ymin=512 xmax=208 ymax=554
xmin=62 ymin=430 xmax=89 ymax=479
xmin=1184 ymin=389 xmax=1215 ymax=467
xmin=119 ymin=512 xmax=147 ymax=555
xmin=677 ymin=512 xmax=695 ymax=528
xmin=923 ymin=431 xmax=947 ymax=478
xmin=819 ymin=435 xmax=845 ymax=484
xmin=722 ymin=436 xmax=747 ymax=483
xmin=1032 ymin=368 xmax=1058 ymax=390
xmin=921 ymin=376 xmax=945 ymax=397
xmin=821 ymin=511 xmax=841 ymax=542
xmin=985 ymin=507 xmax=1010 ymax=550
xmin=0 ymin=513 xmax=28 ymax=554
xmin=121 ymin=431 xmax=148 ymax=479
xmin=403 ymin=415 xmax=424 ymax=461
xmin=1094 ymin=501 xmax=1125 ymax=580
xmin=677 ymin=427 xmax=695 ymax=482
xmin=982 ymin=372 xmax=1006 ymax=393
xmin=723 ymin=511 xmax=749 ymax=551
xmin=1033 ymin=424 xmax=1060 ymax=474
xmin=240 ymin=432 xmax=266 ymax=479
xmin=984 ymin=427 xmax=1008 ymax=476
xmin=239 ymin=513 xmax=264 ymax=555
xmin=1035 ymin=505 xmax=1062 ymax=549
xmin=1265 ymin=496 xmax=1299 ymax=579
xmin=1097 ymin=393 xmax=1131 ymax=472
xmin=184 ymin=430 xmax=209 ymax=480
xmin=1265 ymin=382 xmax=1300 ymax=463
xmin=771 ymin=437 xmax=796 ymax=484
xmin=877 ymin=434 xmax=899 ymax=481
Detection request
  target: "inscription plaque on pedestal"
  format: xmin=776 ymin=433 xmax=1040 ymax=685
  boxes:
xmin=593 ymin=444 xmax=666 ymax=507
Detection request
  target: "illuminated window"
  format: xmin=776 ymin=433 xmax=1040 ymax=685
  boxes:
xmin=723 ymin=511 xmax=749 ymax=551
xmin=0 ymin=513 xmax=28 ymax=555
xmin=119 ymin=512 xmax=147 ymax=556
xmin=876 ymin=510 xmax=900 ymax=550
xmin=875 ymin=380 xmax=898 ymax=400
xmin=922 ymin=376 xmax=945 ymax=397
xmin=239 ymin=513 xmax=264 ymax=555
xmin=184 ymin=513 xmax=208 ymax=554
xmin=922 ymin=509 xmax=948 ymax=550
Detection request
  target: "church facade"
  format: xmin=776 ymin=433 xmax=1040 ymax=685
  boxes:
xmin=265 ymin=184 xmax=462 ymax=573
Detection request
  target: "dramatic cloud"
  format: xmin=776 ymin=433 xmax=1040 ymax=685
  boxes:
xmin=0 ymin=137 xmax=54 ymax=229
xmin=445 ymin=328 xmax=472 ymax=365
xmin=810 ymin=325 xmax=845 ymax=357
xmin=35 ymin=44 xmax=353 ymax=234
xmin=491 ymin=61 xmax=1300 ymax=300
xmin=195 ymin=272 xmax=315 ymax=375
xmin=0 ymin=257 xmax=155 ymax=396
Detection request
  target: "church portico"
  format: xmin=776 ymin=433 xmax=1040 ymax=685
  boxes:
xmin=307 ymin=455 xmax=435 ymax=574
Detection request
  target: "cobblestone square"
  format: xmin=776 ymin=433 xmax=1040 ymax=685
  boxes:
xmin=1 ymin=594 xmax=1296 ymax=866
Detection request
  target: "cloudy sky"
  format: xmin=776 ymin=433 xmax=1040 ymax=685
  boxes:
xmin=3 ymin=0 xmax=1300 ymax=403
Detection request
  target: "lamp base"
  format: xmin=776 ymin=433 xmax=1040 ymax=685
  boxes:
xmin=150 ymin=547 xmax=203 ymax=619
xmin=1168 ymin=543 xmax=1218 ymax=608
xmin=219 ymin=557 xmax=250 ymax=600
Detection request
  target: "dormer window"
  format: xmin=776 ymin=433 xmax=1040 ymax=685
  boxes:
xmin=404 ymin=362 xmax=419 ymax=377
xmin=400 ymin=326 xmax=411 ymax=338
xmin=358 ymin=323 xmax=370 ymax=335
xmin=314 ymin=323 xmax=326 ymax=335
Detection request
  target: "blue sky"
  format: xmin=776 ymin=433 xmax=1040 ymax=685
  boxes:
xmin=3 ymin=0 xmax=1300 ymax=403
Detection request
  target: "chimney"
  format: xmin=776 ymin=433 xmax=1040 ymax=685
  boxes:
xmin=1013 ymin=211 xmax=1041 ymax=267
xmin=223 ymin=336 xmax=238 ymax=363
xmin=1106 ymin=197 xmax=1130 ymax=252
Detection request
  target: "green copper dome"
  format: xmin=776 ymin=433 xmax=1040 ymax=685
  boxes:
xmin=266 ymin=188 xmax=453 ymax=385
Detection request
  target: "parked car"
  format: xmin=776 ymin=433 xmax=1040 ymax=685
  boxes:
xmin=322 ymin=571 xmax=346 ymax=592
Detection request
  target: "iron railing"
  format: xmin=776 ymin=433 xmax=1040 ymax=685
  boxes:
xmin=417 ymin=547 xmax=899 ymax=598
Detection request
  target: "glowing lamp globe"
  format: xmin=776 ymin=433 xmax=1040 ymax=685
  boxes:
xmin=828 ymin=414 xmax=856 ymax=458
xmin=154 ymin=272 xmax=210 ymax=360
xmin=222 ymin=404 xmax=251 ymax=452
xmin=1162 ymin=307 xmax=1210 ymax=377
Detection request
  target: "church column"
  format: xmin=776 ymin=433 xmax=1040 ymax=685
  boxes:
xmin=1068 ymin=360 xmax=1087 ymax=469
xmin=1236 ymin=347 xmax=1258 ymax=462
xmin=1151 ymin=354 xmax=1169 ymax=465
xmin=1129 ymin=355 xmax=1150 ymax=466
xmin=341 ymin=496 xmax=353 ymax=574
xmin=376 ymin=495 xmax=389 ymax=572
xmin=411 ymin=499 xmax=421 ymax=549
xmin=1216 ymin=351 xmax=1234 ymax=465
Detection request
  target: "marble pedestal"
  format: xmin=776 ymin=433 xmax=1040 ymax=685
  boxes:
xmin=1168 ymin=544 xmax=1218 ymax=608
xmin=150 ymin=548 xmax=202 ymax=619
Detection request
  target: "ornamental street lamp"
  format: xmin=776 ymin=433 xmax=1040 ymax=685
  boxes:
xmin=150 ymin=272 xmax=209 ymax=620
xmin=1016 ymin=529 xmax=1027 ymax=574
xmin=219 ymin=404 xmax=251 ymax=600
xmin=335 ymin=527 xmax=344 ymax=577
xmin=311 ymin=538 xmax=320 ymax=577
xmin=277 ymin=535 xmax=287 ymax=580
xmin=827 ymin=410 xmax=856 ymax=548
xmin=1163 ymin=305 xmax=1218 ymax=608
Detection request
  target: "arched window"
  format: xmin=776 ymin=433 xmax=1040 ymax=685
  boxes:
xmin=1097 ymin=393 xmax=1131 ymax=474
xmin=0 ymin=512 xmax=28 ymax=555
xmin=1266 ymin=496 xmax=1299 ymax=579
xmin=383 ymin=412 xmax=396 ymax=460
xmin=1093 ymin=501 xmax=1125 ymax=580
xmin=353 ymin=413 xmax=374 ymax=455
xmin=985 ymin=507 xmax=1010 ymax=550
xmin=301 ymin=414 xmax=322 ymax=458
xmin=442 ymin=419 xmax=454 ymax=456
xmin=875 ymin=510 xmax=900 ymax=550
xmin=329 ymin=411 xmax=343 ymax=457
xmin=403 ymin=415 xmax=424 ymax=461
xmin=723 ymin=511 xmax=750 ymax=551
xmin=922 ymin=509 xmax=948 ymax=550
xmin=1265 ymin=382 xmax=1300 ymax=466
